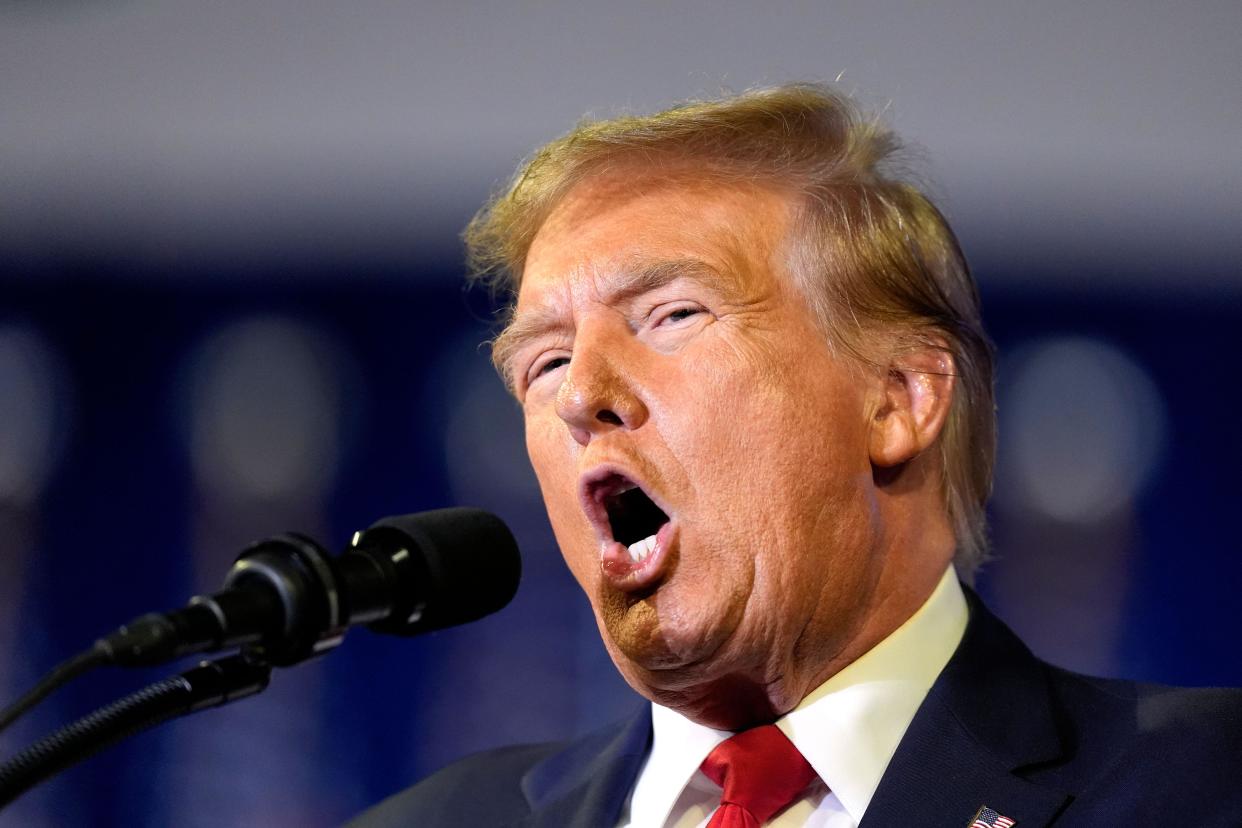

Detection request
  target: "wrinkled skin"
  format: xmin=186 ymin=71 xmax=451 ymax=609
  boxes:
xmin=501 ymin=168 xmax=956 ymax=729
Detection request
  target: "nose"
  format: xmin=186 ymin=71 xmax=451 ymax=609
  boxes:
xmin=554 ymin=331 xmax=648 ymax=446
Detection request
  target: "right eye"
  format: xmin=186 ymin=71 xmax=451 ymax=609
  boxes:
xmin=528 ymin=354 xmax=570 ymax=384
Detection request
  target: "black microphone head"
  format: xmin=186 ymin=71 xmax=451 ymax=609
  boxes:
xmin=352 ymin=508 xmax=521 ymax=637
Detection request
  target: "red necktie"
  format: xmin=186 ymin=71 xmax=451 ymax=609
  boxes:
xmin=700 ymin=725 xmax=818 ymax=827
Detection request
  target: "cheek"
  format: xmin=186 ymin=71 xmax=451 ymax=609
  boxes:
xmin=524 ymin=406 xmax=577 ymax=483
xmin=524 ymin=414 xmax=596 ymax=581
xmin=669 ymin=348 xmax=868 ymax=525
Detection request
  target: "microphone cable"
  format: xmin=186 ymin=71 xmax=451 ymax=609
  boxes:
xmin=0 ymin=644 xmax=109 ymax=736
xmin=0 ymin=653 xmax=271 ymax=809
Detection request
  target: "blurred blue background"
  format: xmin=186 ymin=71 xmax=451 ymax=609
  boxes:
xmin=1 ymin=2 xmax=1239 ymax=825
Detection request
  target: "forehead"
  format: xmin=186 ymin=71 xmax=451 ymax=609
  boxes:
xmin=515 ymin=171 xmax=794 ymax=313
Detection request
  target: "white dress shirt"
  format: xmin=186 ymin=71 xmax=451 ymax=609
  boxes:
xmin=618 ymin=565 xmax=968 ymax=828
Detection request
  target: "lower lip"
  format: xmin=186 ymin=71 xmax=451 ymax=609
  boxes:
xmin=600 ymin=520 xmax=676 ymax=591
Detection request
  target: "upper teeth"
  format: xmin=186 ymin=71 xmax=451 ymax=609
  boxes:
xmin=627 ymin=534 xmax=657 ymax=563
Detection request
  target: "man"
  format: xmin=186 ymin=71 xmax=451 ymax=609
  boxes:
xmin=351 ymin=85 xmax=1241 ymax=826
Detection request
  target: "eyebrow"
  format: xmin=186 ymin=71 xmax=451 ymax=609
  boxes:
xmin=491 ymin=257 xmax=729 ymax=387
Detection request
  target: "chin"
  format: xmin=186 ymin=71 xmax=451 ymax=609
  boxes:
xmin=621 ymin=655 xmax=786 ymax=730
xmin=599 ymin=592 xmax=742 ymax=689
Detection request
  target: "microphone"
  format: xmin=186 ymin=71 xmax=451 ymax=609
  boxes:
xmin=97 ymin=508 xmax=521 ymax=668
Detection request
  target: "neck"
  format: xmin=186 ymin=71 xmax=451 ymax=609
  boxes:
xmin=661 ymin=519 xmax=954 ymax=731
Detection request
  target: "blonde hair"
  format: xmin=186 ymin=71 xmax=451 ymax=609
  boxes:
xmin=465 ymin=83 xmax=996 ymax=574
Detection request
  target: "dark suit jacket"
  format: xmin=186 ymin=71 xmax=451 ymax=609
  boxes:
xmin=348 ymin=590 xmax=1242 ymax=826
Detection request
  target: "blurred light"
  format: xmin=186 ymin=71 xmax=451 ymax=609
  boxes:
xmin=0 ymin=325 xmax=69 ymax=505
xmin=437 ymin=336 xmax=540 ymax=510
xmin=186 ymin=317 xmax=343 ymax=502
xmin=997 ymin=336 xmax=1167 ymax=523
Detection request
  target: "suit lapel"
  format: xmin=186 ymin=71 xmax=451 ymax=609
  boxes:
xmin=514 ymin=705 xmax=652 ymax=828
xmin=863 ymin=590 xmax=1072 ymax=828
xmin=861 ymin=692 xmax=1070 ymax=827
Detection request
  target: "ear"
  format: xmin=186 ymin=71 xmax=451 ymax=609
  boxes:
xmin=869 ymin=343 xmax=956 ymax=468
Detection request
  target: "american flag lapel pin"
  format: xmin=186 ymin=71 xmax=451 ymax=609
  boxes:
xmin=969 ymin=805 xmax=1016 ymax=827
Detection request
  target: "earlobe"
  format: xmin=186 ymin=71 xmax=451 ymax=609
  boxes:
xmin=868 ymin=346 xmax=956 ymax=468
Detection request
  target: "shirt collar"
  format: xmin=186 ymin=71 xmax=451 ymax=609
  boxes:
xmin=629 ymin=565 xmax=968 ymax=827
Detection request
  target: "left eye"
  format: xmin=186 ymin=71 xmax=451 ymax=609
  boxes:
xmin=656 ymin=306 xmax=702 ymax=326
xmin=534 ymin=356 xmax=569 ymax=378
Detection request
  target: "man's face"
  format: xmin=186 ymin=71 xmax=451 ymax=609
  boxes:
xmin=504 ymin=170 xmax=889 ymax=720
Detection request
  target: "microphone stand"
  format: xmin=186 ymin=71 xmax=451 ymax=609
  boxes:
xmin=0 ymin=508 xmax=520 ymax=811
xmin=0 ymin=653 xmax=271 ymax=809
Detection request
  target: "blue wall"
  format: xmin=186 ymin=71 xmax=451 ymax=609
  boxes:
xmin=0 ymin=254 xmax=1239 ymax=826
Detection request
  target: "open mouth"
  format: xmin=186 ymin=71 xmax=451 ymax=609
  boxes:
xmin=604 ymin=485 xmax=669 ymax=562
xmin=583 ymin=471 xmax=671 ymax=564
